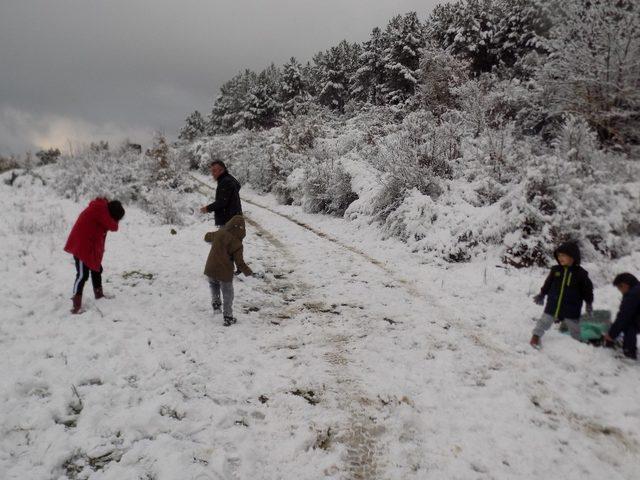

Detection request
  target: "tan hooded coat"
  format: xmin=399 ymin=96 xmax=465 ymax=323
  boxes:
xmin=203 ymin=215 xmax=252 ymax=282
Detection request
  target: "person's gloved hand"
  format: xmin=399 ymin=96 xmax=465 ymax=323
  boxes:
xmin=585 ymin=303 xmax=593 ymax=317
xmin=533 ymin=294 xmax=544 ymax=306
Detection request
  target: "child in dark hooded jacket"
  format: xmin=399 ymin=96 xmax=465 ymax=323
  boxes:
xmin=203 ymin=215 xmax=252 ymax=326
xmin=530 ymin=242 xmax=594 ymax=348
xmin=604 ymin=273 xmax=640 ymax=360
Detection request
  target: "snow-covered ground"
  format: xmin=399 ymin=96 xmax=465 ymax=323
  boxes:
xmin=1 ymin=171 xmax=639 ymax=480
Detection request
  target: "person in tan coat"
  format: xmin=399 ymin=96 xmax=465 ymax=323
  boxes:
xmin=204 ymin=215 xmax=253 ymax=326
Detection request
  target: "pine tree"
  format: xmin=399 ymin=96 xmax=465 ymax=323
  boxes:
xmin=281 ymin=57 xmax=307 ymax=113
xmin=427 ymin=0 xmax=550 ymax=77
xmin=492 ymin=0 xmax=551 ymax=72
xmin=178 ymin=110 xmax=206 ymax=141
xmin=207 ymin=70 xmax=257 ymax=133
xmin=382 ymin=12 xmax=425 ymax=105
xmin=351 ymin=27 xmax=388 ymax=104
xmin=315 ymin=41 xmax=361 ymax=112
xmin=243 ymin=66 xmax=282 ymax=129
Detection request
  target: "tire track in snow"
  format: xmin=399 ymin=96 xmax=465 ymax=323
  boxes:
xmin=191 ymin=174 xmax=386 ymax=478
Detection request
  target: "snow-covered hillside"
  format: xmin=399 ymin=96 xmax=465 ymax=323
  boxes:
xmin=1 ymin=169 xmax=639 ymax=480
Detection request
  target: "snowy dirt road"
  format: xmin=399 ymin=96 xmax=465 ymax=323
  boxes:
xmin=1 ymin=175 xmax=640 ymax=480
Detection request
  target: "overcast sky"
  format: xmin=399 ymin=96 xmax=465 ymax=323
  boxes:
xmin=0 ymin=0 xmax=443 ymax=155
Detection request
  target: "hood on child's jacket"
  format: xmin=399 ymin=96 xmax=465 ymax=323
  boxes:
xmin=554 ymin=242 xmax=581 ymax=266
xmin=222 ymin=215 xmax=246 ymax=241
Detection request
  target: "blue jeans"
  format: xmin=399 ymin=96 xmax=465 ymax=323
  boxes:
xmin=208 ymin=278 xmax=234 ymax=317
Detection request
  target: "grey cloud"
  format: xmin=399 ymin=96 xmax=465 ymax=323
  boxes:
xmin=0 ymin=0 xmax=443 ymax=154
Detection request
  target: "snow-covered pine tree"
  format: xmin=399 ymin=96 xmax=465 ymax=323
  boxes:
xmin=492 ymin=0 xmax=551 ymax=76
xmin=281 ymin=57 xmax=307 ymax=113
xmin=301 ymin=61 xmax=319 ymax=98
xmin=382 ymin=12 xmax=425 ymax=106
xmin=351 ymin=27 xmax=388 ymax=105
xmin=539 ymin=0 xmax=640 ymax=145
xmin=315 ymin=41 xmax=362 ymax=112
xmin=178 ymin=110 xmax=206 ymax=141
xmin=207 ymin=70 xmax=257 ymax=133
xmin=427 ymin=0 xmax=549 ymax=77
xmin=243 ymin=66 xmax=282 ymax=130
xmin=428 ymin=0 xmax=498 ymax=76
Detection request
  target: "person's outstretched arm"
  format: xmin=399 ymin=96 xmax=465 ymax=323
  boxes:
xmin=204 ymin=179 xmax=233 ymax=214
xmin=231 ymin=244 xmax=252 ymax=276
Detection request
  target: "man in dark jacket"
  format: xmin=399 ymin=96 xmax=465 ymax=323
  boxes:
xmin=604 ymin=273 xmax=640 ymax=360
xmin=530 ymin=242 xmax=594 ymax=348
xmin=199 ymin=160 xmax=242 ymax=227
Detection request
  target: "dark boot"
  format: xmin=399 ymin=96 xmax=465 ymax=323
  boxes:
xmin=71 ymin=294 xmax=83 ymax=314
xmin=530 ymin=335 xmax=541 ymax=349
xmin=94 ymin=287 xmax=114 ymax=299
xmin=212 ymin=301 xmax=221 ymax=313
xmin=223 ymin=316 xmax=237 ymax=327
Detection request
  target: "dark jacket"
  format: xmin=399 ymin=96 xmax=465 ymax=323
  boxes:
xmin=539 ymin=242 xmax=594 ymax=320
xmin=204 ymin=215 xmax=252 ymax=282
xmin=206 ymin=171 xmax=242 ymax=226
xmin=609 ymin=284 xmax=640 ymax=338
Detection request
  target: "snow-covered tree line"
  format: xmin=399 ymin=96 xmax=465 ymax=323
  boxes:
xmin=174 ymin=0 xmax=640 ymax=267
xmin=180 ymin=0 xmax=639 ymax=147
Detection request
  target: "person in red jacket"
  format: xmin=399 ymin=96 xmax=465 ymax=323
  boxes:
xmin=64 ymin=198 xmax=125 ymax=314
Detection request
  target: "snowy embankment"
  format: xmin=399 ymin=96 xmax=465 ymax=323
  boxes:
xmin=1 ymin=170 xmax=639 ymax=480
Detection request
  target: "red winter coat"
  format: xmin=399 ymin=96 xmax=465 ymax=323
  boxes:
xmin=64 ymin=198 xmax=119 ymax=271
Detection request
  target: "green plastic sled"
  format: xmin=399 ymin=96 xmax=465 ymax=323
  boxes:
xmin=580 ymin=310 xmax=612 ymax=342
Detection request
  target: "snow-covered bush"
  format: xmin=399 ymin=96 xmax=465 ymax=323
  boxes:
xmin=279 ymin=111 xmax=325 ymax=152
xmin=417 ymin=46 xmax=469 ymax=115
xmin=501 ymin=137 xmax=640 ymax=267
xmin=141 ymin=189 xmax=185 ymax=225
xmin=465 ymin=122 xmax=529 ymax=185
xmin=300 ymin=154 xmax=358 ymax=216
xmin=53 ymin=150 xmax=150 ymax=203
xmin=35 ymin=148 xmax=61 ymax=165
xmin=551 ymin=114 xmax=600 ymax=168
xmin=0 ymin=154 xmax=20 ymax=173
xmin=372 ymin=111 xmax=461 ymax=224
xmin=51 ymin=138 xmax=196 ymax=225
